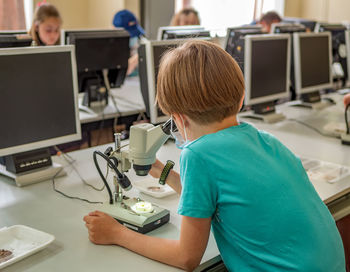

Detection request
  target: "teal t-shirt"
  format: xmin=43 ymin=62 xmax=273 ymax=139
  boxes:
xmin=178 ymin=122 xmax=345 ymax=271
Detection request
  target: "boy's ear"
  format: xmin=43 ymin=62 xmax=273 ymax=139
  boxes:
xmin=239 ymin=93 xmax=245 ymax=110
xmin=172 ymin=113 xmax=189 ymax=130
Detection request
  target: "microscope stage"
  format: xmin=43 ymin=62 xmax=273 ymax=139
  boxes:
xmin=100 ymin=198 xmax=170 ymax=234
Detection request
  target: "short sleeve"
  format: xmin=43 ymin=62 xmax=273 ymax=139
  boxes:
xmin=177 ymin=147 xmax=217 ymax=218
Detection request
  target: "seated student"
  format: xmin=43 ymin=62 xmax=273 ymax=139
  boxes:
xmin=170 ymin=7 xmax=200 ymax=26
xmin=113 ymin=9 xmax=145 ymax=76
xmin=259 ymin=10 xmax=282 ymax=33
xmin=29 ymin=2 xmax=62 ymax=46
xmin=344 ymin=93 xmax=350 ymax=107
xmin=83 ymin=40 xmax=345 ymax=271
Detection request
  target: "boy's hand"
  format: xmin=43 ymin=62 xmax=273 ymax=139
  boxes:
xmin=149 ymin=159 xmax=165 ymax=179
xmin=344 ymin=93 xmax=350 ymax=107
xmin=83 ymin=211 xmax=125 ymax=245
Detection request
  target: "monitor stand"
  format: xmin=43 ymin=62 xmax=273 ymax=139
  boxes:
xmin=290 ymin=91 xmax=330 ymax=110
xmin=0 ymin=163 xmax=65 ymax=187
xmin=0 ymin=148 xmax=66 ymax=187
xmin=240 ymin=101 xmax=286 ymax=123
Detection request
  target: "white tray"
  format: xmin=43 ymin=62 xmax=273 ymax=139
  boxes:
xmin=133 ymin=177 xmax=176 ymax=198
xmin=0 ymin=225 xmax=55 ymax=269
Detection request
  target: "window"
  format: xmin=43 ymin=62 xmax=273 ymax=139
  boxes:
xmin=0 ymin=0 xmax=33 ymax=31
xmin=176 ymin=0 xmax=285 ymax=30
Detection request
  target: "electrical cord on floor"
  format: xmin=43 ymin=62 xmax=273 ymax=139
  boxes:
xmin=287 ymin=118 xmax=340 ymax=139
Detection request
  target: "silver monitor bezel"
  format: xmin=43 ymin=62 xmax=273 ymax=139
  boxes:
xmin=0 ymin=45 xmax=81 ymax=156
xmin=143 ymin=39 xmax=185 ymax=124
xmin=244 ymin=34 xmax=291 ymax=106
xmin=293 ymin=32 xmax=333 ymax=95
xmin=346 ymin=30 xmax=350 ymax=87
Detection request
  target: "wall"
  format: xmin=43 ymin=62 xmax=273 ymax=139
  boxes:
xmin=284 ymin=0 xmax=350 ymax=23
xmin=33 ymin=0 xmax=140 ymax=29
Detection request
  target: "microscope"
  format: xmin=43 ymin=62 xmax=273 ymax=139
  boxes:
xmin=93 ymin=119 xmax=172 ymax=233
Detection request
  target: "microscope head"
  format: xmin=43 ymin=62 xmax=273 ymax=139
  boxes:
xmin=129 ymin=119 xmax=172 ymax=176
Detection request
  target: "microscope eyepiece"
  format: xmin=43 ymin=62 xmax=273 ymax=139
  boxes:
xmin=133 ymin=164 xmax=152 ymax=176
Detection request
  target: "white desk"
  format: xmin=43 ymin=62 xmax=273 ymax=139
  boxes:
xmin=1 ymin=92 xmax=350 ymax=271
xmin=0 ymin=142 xmax=219 ymax=272
xmin=79 ymin=77 xmax=146 ymax=124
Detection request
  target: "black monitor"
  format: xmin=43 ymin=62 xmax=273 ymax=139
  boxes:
xmin=225 ymin=26 xmax=263 ymax=72
xmin=316 ymin=23 xmax=348 ymax=85
xmin=62 ymin=29 xmax=129 ymax=107
xmin=0 ymin=30 xmax=27 ymax=35
xmin=161 ymin=29 xmax=210 ymax=40
xmin=0 ymin=35 xmax=32 ymax=48
xmin=138 ymin=40 xmax=183 ymax=124
xmin=0 ymin=46 xmax=81 ymax=185
xmin=157 ymin=25 xmax=205 ymax=40
xmin=293 ymin=32 xmax=332 ymax=105
xmin=242 ymin=34 xmax=291 ymax=123
xmin=282 ymin=17 xmax=317 ymax=32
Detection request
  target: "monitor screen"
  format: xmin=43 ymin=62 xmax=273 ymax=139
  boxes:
xmin=0 ymin=46 xmax=81 ymax=156
xmin=244 ymin=34 xmax=290 ymax=105
xmin=162 ymin=29 xmax=210 ymax=40
xmin=63 ymin=29 xmax=129 ymax=95
xmin=138 ymin=40 xmax=183 ymax=124
xmin=293 ymin=33 xmax=332 ymax=94
xmin=66 ymin=31 xmax=129 ymax=72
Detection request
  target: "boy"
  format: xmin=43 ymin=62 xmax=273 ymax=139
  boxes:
xmin=84 ymin=40 xmax=345 ymax=271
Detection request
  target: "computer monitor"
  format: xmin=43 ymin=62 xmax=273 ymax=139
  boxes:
xmin=62 ymin=29 xmax=129 ymax=107
xmin=293 ymin=32 xmax=332 ymax=105
xmin=0 ymin=46 xmax=81 ymax=185
xmin=0 ymin=30 xmax=27 ymax=35
xmin=161 ymin=29 xmax=210 ymax=40
xmin=316 ymin=23 xmax=348 ymax=85
xmin=157 ymin=25 xmax=204 ymax=40
xmin=271 ymin=23 xmax=306 ymax=100
xmin=225 ymin=26 xmax=263 ymax=72
xmin=0 ymin=35 xmax=32 ymax=48
xmin=243 ymin=34 xmax=291 ymax=123
xmin=282 ymin=17 xmax=317 ymax=32
xmin=271 ymin=23 xmax=306 ymax=34
xmin=138 ymin=39 xmax=184 ymax=124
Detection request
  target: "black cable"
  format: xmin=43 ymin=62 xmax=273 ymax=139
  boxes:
xmin=287 ymin=118 xmax=339 ymax=139
xmin=345 ymin=104 xmax=350 ymax=134
xmin=93 ymin=150 xmax=120 ymax=204
xmin=52 ymin=167 xmax=103 ymax=204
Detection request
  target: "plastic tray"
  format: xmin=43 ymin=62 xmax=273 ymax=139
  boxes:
xmin=0 ymin=225 xmax=55 ymax=269
xmin=133 ymin=177 xmax=176 ymax=198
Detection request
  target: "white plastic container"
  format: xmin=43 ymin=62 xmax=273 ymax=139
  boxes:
xmin=0 ymin=225 xmax=55 ymax=269
xmin=133 ymin=177 xmax=176 ymax=198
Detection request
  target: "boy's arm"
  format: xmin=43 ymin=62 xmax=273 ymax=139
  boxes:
xmin=84 ymin=211 xmax=211 ymax=271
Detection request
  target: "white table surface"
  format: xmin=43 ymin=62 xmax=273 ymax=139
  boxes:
xmin=79 ymin=77 xmax=146 ymax=124
xmin=1 ymin=92 xmax=350 ymax=271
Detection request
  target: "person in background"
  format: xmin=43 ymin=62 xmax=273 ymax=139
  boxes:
xmin=259 ymin=11 xmax=282 ymax=33
xmin=113 ymin=9 xmax=145 ymax=76
xmin=29 ymin=2 xmax=62 ymax=46
xmin=83 ymin=40 xmax=345 ymax=271
xmin=170 ymin=7 xmax=200 ymax=26
xmin=344 ymin=93 xmax=350 ymax=107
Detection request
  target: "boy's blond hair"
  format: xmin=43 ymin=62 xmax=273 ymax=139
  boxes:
xmin=156 ymin=40 xmax=244 ymax=125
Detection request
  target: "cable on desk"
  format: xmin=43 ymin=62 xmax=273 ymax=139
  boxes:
xmin=54 ymin=146 xmax=105 ymax=192
xmin=52 ymin=167 xmax=103 ymax=205
xmin=287 ymin=118 xmax=340 ymax=139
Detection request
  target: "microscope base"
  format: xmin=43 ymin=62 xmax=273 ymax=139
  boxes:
xmin=100 ymin=198 xmax=170 ymax=234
